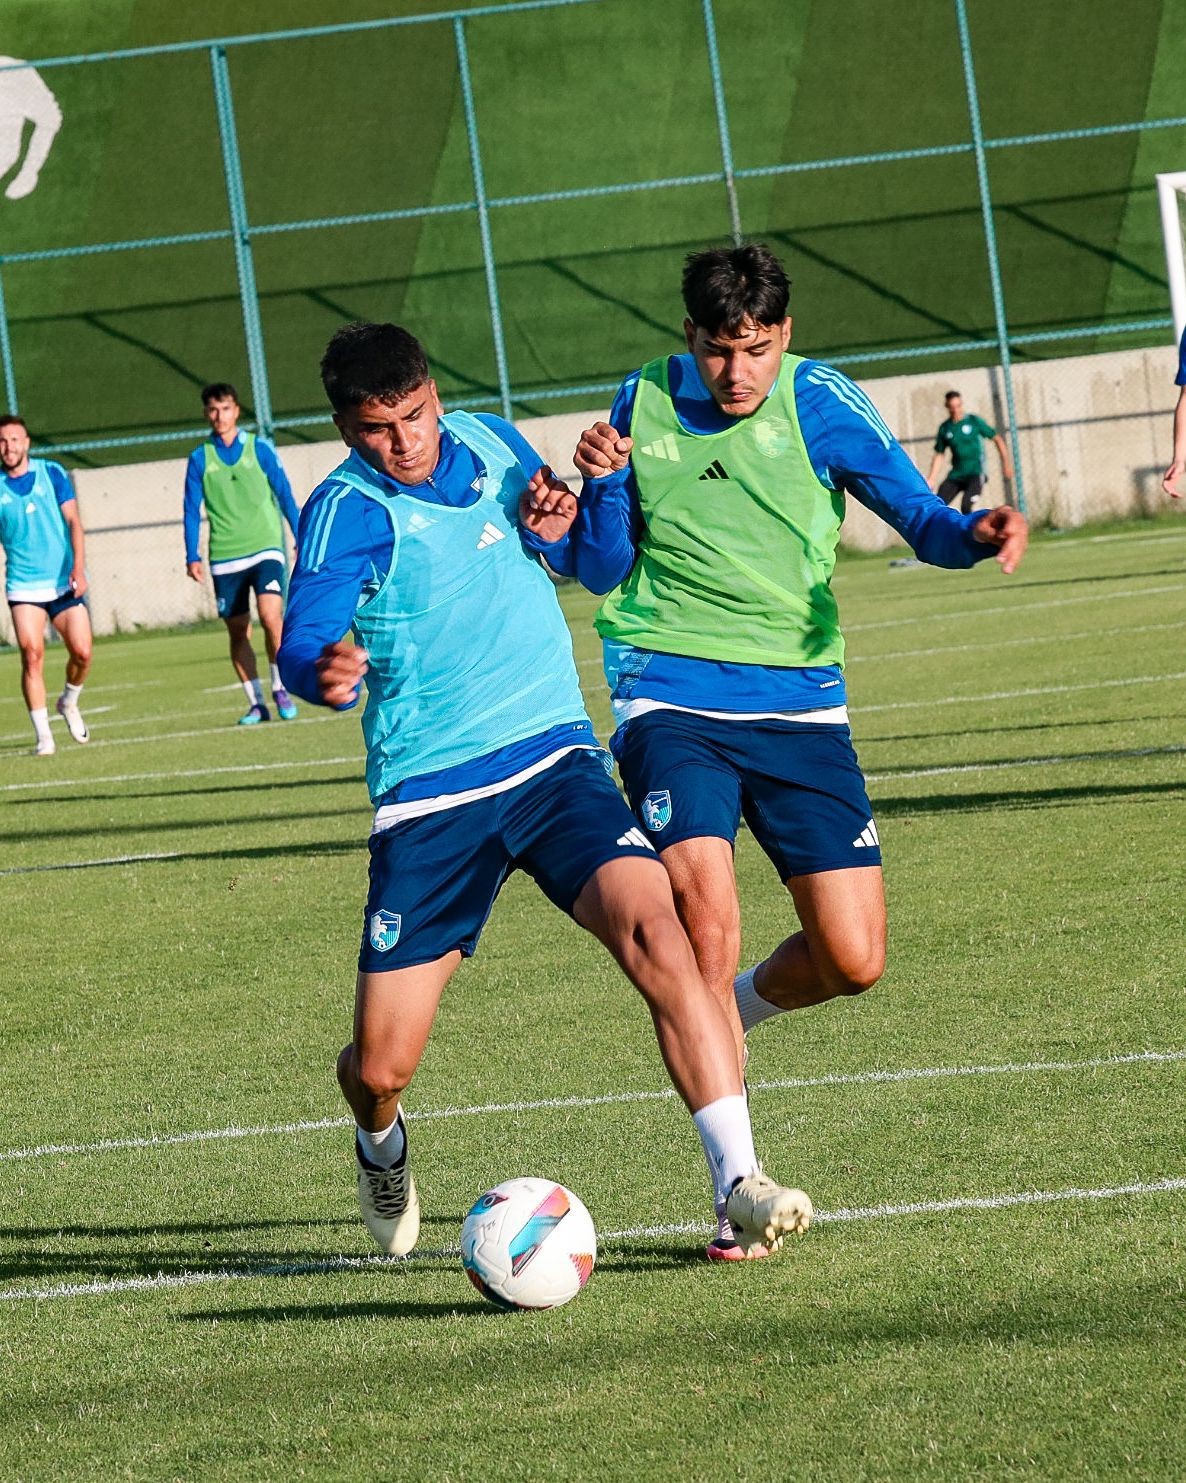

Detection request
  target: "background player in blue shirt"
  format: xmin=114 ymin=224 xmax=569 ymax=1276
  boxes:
xmin=538 ymin=247 xmax=1026 ymax=1205
xmin=278 ymin=321 xmax=813 ymax=1262
xmin=0 ymin=413 xmax=92 ymax=755
xmin=183 ymin=384 xmax=301 ymax=724
xmin=1163 ymin=322 xmax=1186 ymax=497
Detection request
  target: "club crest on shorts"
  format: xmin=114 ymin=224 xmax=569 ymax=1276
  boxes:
xmin=641 ymin=789 xmax=672 ymax=832
xmin=369 ymin=909 xmax=402 ymax=953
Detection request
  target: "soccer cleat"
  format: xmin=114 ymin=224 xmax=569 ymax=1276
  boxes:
xmin=355 ymin=1112 xmax=420 ymax=1256
xmin=724 ymin=1173 xmax=813 ymax=1255
xmin=237 ymin=702 xmax=271 ymax=726
xmin=55 ymin=695 xmax=89 ymax=744
xmin=272 ymin=687 xmax=298 ymax=721
xmin=706 ymin=1209 xmax=769 ymax=1262
xmin=32 ymin=735 xmax=56 ymax=757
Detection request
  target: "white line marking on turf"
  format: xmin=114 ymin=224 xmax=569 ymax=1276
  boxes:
xmin=859 ymin=671 xmax=1186 ymax=714
xmin=846 ymin=580 xmax=1186 ymax=632
xmin=0 ymin=706 xmax=115 ymax=742
xmin=848 ymin=618 xmax=1186 ymax=664
xmin=866 ymin=742 xmax=1186 ymax=785
xmin=0 ymin=851 xmax=183 ymax=876
xmin=2 ymin=1175 xmax=1184 ymax=1304
xmin=0 ymin=755 xmax=362 ymax=795
xmin=0 ymin=679 xmax=164 ymax=708
xmin=2 ymin=1048 xmax=1181 ymax=1165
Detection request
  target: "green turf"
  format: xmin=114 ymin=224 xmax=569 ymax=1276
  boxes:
xmin=3 ymin=0 xmax=1183 ymax=462
xmin=1 ymin=513 xmax=1185 ymax=1478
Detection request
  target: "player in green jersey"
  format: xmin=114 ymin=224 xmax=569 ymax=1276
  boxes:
xmin=927 ymin=389 xmax=1013 ymax=512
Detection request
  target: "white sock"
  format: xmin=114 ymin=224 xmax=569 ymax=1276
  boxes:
xmin=62 ymin=682 xmax=83 ymax=708
xmin=692 ymin=1094 xmax=758 ymax=1208
xmin=735 ymin=963 xmax=785 ymax=1034
xmin=357 ymin=1113 xmax=405 ymax=1170
xmin=29 ymin=706 xmax=52 ymax=742
xmin=242 ymin=678 xmax=263 ymax=706
xmin=269 ymin=663 xmax=282 ymax=691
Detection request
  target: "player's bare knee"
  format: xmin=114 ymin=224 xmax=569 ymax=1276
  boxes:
xmin=19 ymin=642 xmax=44 ymax=671
xmin=622 ymin=908 xmax=695 ymax=993
xmin=352 ymin=1049 xmax=411 ymax=1103
xmin=825 ymin=944 xmax=885 ymax=996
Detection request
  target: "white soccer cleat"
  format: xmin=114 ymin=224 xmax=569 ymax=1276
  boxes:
xmin=32 ymin=735 xmax=55 ymax=757
xmin=55 ymin=695 xmax=89 ymax=743
xmin=355 ymin=1113 xmax=420 ymax=1256
xmin=725 ymin=1173 xmax=813 ymax=1255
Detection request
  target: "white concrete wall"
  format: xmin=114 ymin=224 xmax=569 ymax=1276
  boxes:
xmin=1 ymin=340 xmax=1182 ymax=642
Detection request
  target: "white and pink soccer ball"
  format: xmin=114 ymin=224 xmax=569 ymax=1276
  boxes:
xmin=460 ymin=1177 xmax=596 ymax=1311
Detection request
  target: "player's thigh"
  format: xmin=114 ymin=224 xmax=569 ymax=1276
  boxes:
xmin=659 ymin=836 xmax=742 ymax=990
xmin=50 ymin=599 xmax=92 ymax=661
xmin=213 ymin=569 xmax=252 ymax=623
xmin=360 ymin=801 xmax=511 ymax=980
xmin=251 ymin=561 xmax=286 ymax=621
xmin=936 ymin=477 xmax=960 ymax=506
xmin=9 ymin=602 xmax=48 ymax=659
xmin=786 ymin=865 xmax=886 ymax=993
xmin=353 ymin=953 xmax=461 ymax=1092
xmin=613 ymin=710 xmax=743 ymax=850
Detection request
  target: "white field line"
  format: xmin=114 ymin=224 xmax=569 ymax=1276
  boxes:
xmin=0 ymin=705 xmax=115 ymax=743
xmin=0 ymin=754 xmax=363 ymax=795
xmin=1040 ymin=526 xmax=1186 ymax=550
xmin=0 ymin=851 xmax=183 ymax=877
xmin=0 ymin=679 xmax=165 ymax=709
xmin=75 ymin=713 xmax=342 ymax=751
xmin=2 ymin=1175 xmax=1184 ymax=1305
xmin=859 ymin=670 xmax=1186 ymax=714
xmin=2 ymin=1047 xmax=1181 ymax=1166
xmin=846 ymin=580 xmax=1186 ymax=633
xmin=866 ymin=742 xmax=1186 ymax=785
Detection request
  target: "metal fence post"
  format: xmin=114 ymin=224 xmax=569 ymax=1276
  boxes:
xmin=0 ymin=268 xmax=18 ymax=413
xmin=209 ymin=44 xmax=274 ymax=436
xmin=953 ymin=0 xmax=1026 ymax=514
xmin=454 ymin=17 xmax=513 ymax=421
xmin=701 ymin=0 xmax=742 ymax=245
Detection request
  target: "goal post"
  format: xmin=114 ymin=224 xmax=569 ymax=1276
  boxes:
xmin=1156 ymin=170 xmax=1186 ymax=344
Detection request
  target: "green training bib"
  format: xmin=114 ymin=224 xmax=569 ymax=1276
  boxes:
xmin=201 ymin=434 xmax=284 ymax=562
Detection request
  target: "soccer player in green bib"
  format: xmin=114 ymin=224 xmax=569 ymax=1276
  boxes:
xmin=543 ymin=244 xmax=1027 ymax=1259
xmin=183 ymin=383 xmax=301 ymax=724
xmin=927 ymin=388 xmax=1013 ymax=512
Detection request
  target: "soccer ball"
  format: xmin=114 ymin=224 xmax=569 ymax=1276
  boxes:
xmin=460 ymin=1177 xmax=597 ymax=1311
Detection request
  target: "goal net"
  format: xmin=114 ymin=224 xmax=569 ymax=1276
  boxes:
xmin=1157 ymin=170 xmax=1186 ymax=344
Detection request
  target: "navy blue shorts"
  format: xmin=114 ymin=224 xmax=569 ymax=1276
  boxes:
xmin=212 ymin=559 xmax=286 ymax=620
xmin=614 ymin=710 xmax=882 ymax=880
xmin=359 ymin=748 xmax=659 ymax=973
xmin=8 ymin=592 xmax=87 ymax=621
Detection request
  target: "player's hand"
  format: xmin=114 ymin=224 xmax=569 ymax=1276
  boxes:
xmin=519 ymin=466 xmax=578 ymax=543
xmin=972 ymin=505 xmax=1028 ymax=574
xmin=316 ymin=640 xmax=368 ymax=708
xmin=69 ymin=568 xmax=89 ymax=598
xmin=575 ymin=422 xmax=632 ymax=480
xmin=1163 ymin=459 xmax=1184 ymax=498
xmin=186 ymin=560 xmax=204 ymax=583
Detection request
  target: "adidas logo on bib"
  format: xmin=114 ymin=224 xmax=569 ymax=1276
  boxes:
xmin=698 ymin=460 xmax=729 ymax=481
xmin=476 ymin=521 xmax=505 ymax=549
xmin=640 ymin=433 xmax=680 ymax=461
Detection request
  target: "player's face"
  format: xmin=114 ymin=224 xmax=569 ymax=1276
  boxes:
xmin=685 ymin=315 xmax=792 ymax=417
xmin=0 ymin=421 xmax=30 ymax=473
xmin=946 ymin=396 xmax=963 ymax=419
xmin=336 ymin=382 xmax=444 ymax=485
xmin=204 ymin=396 xmax=240 ymax=440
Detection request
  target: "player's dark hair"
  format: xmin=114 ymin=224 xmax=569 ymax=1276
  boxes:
xmin=944 ymin=389 xmax=961 ymax=402
xmin=201 ymin=382 xmax=239 ymax=406
xmin=0 ymin=412 xmax=28 ymax=432
xmin=681 ymin=243 xmax=790 ymax=335
xmin=320 ymin=322 xmax=430 ymax=412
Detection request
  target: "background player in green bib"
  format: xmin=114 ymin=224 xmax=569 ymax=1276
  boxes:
xmin=0 ymin=413 xmax=93 ymax=755
xmin=927 ymin=388 xmax=1014 ymax=512
xmin=183 ymin=383 xmax=301 ymax=724
xmin=550 ymin=245 xmax=1027 ymax=1256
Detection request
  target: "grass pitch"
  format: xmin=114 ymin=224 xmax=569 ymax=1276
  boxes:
xmin=1 ymin=515 xmax=1185 ymax=1479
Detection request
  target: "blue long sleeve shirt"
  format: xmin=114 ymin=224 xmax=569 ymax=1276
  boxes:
xmin=537 ymin=354 xmax=995 ymax=717
xmin=1176 ymin=323 xmax=1186 ymax=386
xmin=277 ymin=413 xmax=594 ymax=803
xmin=183 ymin=430 xmax=301 ymax=564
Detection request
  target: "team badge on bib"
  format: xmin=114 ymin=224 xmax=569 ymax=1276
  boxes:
xmin=751 ymin=416 xmax=793 ymax=458
xmin=369 ymin=909 xmax=402 ymax=953
xmin=641 ymin=790 xmax=672 ymax=832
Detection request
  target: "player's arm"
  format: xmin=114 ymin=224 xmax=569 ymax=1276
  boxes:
xmin=256 ymin=437 xmax=302 ymax=543
xmin=564 ymin=376 xmax=644 ymax=593
xmin=183 ymin=450 xmax=205 ymax=581
xmin=980 ymin=417 xmax=1014 ymax=482
xmin=51 ymin=465 xmax=88 ymax=597
xmin=802 ymin=363 xmax=1027 ymax=573
xmin=926 ymin=446 xmax=947 ymax=490
xmin=278 ymin=486 xmax=390 ymax=709
xmin=1163 ymin=386 xmax=1186 ymax=498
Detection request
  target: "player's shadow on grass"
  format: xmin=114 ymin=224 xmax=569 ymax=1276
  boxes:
xmin=19 ymin=775 xmax=366 ymax=808
xmin=176 ymin=1298 xmax=492 ymax=1323
xmin=0 ymin=803 xmax=372 ymax=846
xmin=976 ymin=566 xmax=1186 ymax=592
xmin=866 ymin=712 xmax=1180 ymax=745
xmin=873 ymin=777 xmax=1186 ymax=818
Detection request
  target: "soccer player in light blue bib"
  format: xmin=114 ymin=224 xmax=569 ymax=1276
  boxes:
xmin=278 ymin=322 xmax=814 ymax=1262
xmin=0 ymin=414 xmax=93 ymax=755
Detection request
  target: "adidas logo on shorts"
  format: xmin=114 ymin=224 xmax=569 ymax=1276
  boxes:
xmin=616 ymin=826 xmax=655 ymax=851
xmin=852 ymin=819 xmax=880 ymax=849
